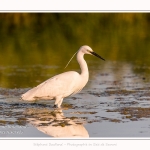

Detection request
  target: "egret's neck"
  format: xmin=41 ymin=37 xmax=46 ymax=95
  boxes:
xmin=77 ymin=51 xmax=89 ymax=78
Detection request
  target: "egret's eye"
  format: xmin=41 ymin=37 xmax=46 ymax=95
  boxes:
xmin=87 ymin=50 xmax=91 ymax=53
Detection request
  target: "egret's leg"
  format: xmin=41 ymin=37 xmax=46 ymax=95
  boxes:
xmin=57 ymin=98 xmax=63 ymax=108
xmin=54 ymin=97 xmax=63 ymax=108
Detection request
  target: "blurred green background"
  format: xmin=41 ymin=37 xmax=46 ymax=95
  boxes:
xmin=0 ymin=13 xmax=150 ymax=88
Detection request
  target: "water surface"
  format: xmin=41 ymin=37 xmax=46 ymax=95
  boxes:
xmin=0 ymin=61 xmax=150 ymax=137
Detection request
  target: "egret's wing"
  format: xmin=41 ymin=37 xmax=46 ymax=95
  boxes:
xmin=21 ymin=71 xmax=80 ymax=100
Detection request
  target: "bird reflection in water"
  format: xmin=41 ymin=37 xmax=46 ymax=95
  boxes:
xmin=24 ymin=108 xmax=89 ymax=138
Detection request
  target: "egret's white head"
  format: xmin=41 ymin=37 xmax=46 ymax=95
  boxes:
xmin=79 ymin=45 xmax=93 ymax=54
xmin=79 ymin=45 xmax=105 ymax=61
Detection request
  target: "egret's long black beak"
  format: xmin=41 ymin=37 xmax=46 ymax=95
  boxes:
xmin=90 ymin=51 xmax=105 ymax=61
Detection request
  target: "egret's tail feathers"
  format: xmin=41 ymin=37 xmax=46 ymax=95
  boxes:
xmin=21 ymin=94 xmax=35 ymax=101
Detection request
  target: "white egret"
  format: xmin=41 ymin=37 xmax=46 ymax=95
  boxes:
xmin=21 ymin=45 xmax=105 ymax=108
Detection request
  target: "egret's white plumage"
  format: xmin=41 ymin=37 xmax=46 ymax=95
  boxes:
xmin=21 ymin=45 xmax=105 ymax=108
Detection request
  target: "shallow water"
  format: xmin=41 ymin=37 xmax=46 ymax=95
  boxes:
xmin=0 ymin=61 xmax=150 ymax=138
